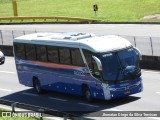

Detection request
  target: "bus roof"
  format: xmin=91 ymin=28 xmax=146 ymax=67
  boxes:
xmin=14 ymin=32 xmax=132 ymax=53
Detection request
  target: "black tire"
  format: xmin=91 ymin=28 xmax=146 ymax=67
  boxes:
xmin=84 ymin=87 xmax=93 ymax=102
xmin=0 ymin=61 xmax=4 ymax=65
xmin=33 ymin=78 xmax=42 ymax=94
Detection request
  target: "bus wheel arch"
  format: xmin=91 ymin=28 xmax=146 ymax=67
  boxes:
xmin=32 ymin=77 xmax=42 ymax=94
xmin=82 ymin=84 xmax=93 ymax=102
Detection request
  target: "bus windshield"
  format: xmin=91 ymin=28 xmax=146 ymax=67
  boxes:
xmin=98 ymin=47 xmax=141 ymax=82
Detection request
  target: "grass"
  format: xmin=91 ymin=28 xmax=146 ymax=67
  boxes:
xmin=0 ymin=117 xmax=39 ymax=120
xmin=0 ymin=109 xmax=39 ymax=120
xmin=0 ymin=0 xmax=160 ymax=22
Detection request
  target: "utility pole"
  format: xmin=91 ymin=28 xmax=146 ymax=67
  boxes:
xmin=12 ymin=0 xmax=18 ymax=16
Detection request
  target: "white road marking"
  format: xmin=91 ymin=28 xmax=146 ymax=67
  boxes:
xmin=78 ymin=102 xmax=99 ymax=108
xmin=0 ymin=104 xmax=30 ymax=111
xmin=0 ymin=105 xmax=12 ymax=110
xmin=0 ymin=71 xmax=16 ymax=74
xmin=156 ymin=92 xmax=160 ymax=94
xmin=109 ymin=108 xmax=123 ymax=111
xmin=43 ymin=117 xmax=64 ymax=120
xmin=49 ymin=97 xmax=67 ymax=102
xmin=148 ymin=117 xmax=160 ymax=120
xmin=22 ymin=92 xmax=38 ymax=97
xmin=0 ymin=88 xmax=11 ymax=92
xmin=142 ymin=70 xmax=160 ymax=74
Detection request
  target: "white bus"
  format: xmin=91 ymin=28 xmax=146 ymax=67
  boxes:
xmin=13 ymin=32 xmax=143 ymax=101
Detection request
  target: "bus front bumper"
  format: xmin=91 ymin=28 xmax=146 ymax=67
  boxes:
xmin=103 ymin=77 xmax=143 ymax=100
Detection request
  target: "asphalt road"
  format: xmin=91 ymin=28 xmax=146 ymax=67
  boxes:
xmin=0 ymin=57 xmax=160 ymax=120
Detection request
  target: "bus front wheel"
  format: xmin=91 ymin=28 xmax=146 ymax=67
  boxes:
xmin=33 ymin=78 xmax=42 ymax=94
xmin=84 ymin=87 xmax=93 ymax=102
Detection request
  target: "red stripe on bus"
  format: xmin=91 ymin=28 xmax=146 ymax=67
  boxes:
xmin=30 ymin=61 xmax=81 ymax=69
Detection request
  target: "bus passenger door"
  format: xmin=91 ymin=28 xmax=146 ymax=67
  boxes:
xmin=86 ymin=56 xmax=103 ymax=99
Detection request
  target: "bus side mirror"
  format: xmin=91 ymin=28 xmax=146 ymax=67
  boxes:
xmin=134 ymin=47 xmax=142 ymax=60
xmin=92 ymin=56 xmax=102 ymax=71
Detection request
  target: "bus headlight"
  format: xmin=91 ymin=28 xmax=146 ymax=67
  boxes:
xmin=109 ymin=88 xmax=116 ymax=91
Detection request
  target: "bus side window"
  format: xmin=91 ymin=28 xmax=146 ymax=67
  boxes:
xmin=25 ymin=44 xmax=36 ymax=60
xmin=71 ymin=48 xmax=84 ymax=66
xmin=59 ymin=47 xmax=71 ymax=64
xmin=47 ymin=46 xmax=59 ymax=63
xmin=14 ymin=43 xmax=26 ymax=59
xmin=36 ymin=45 xmax=47 ymax=62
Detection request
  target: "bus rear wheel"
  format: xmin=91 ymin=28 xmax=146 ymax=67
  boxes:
xmin=33 ymin=78 xmax=42 ymax=94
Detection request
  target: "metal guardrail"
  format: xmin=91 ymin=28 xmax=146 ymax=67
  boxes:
xmin=0 ymin=99 xmax=86 ymax=120
xmin=119 ymin=35 xmax=160 ymax=56
xmin=0 ymin=30 xmax=160 ymax=56
xmin=0 ymin=16 xmax=99 ymax=23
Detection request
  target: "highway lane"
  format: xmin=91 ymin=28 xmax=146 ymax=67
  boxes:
xmin=0 ymin=57 xmax=28 ymax=92
xmin=0 ymin=57 xmax=160 ymax=120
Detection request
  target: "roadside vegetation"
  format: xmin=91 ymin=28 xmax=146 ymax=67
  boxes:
xmin=0 ymin=0 xmax=160 ymax=22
